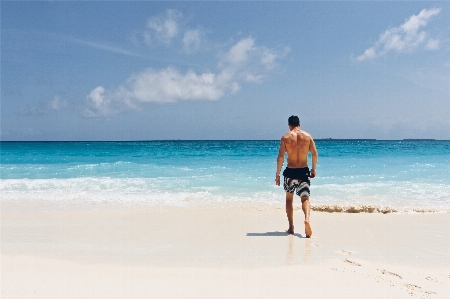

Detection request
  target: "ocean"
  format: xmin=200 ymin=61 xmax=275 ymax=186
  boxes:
xmin=1 ymin=140 xmax=449 ymax=213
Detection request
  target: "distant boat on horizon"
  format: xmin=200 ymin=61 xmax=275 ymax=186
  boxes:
xmin=402 ymin=139 xmax=436 ymax=141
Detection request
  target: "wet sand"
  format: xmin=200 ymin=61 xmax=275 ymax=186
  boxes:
xmin=1 ymin=202 xmax=449 ymax=298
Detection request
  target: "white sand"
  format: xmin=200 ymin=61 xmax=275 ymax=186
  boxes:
xmin=1 ymin=202 xmax=449 ymax=298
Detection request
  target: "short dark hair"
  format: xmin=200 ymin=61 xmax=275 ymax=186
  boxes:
xmin=288 ymin=115 xmax=300 ymax=127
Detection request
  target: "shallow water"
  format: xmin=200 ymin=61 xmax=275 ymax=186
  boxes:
xmin=1 ymin=140 xmax=449 ymax=212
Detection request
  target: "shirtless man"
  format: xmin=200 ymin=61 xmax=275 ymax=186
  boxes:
xmin=275 ymin=115 xmax=318 ymax=238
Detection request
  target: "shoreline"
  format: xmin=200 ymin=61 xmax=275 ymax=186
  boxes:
xmin=1 ymin=198 xmax=448 ymax=214
xmin=2 ymin=201 xmax=449 ymax=298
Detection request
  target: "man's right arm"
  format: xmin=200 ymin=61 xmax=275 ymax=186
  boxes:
xmin=309 ymin=137 xmax=318 ymax=178
xmin=276 ymin=138 xmax=286 ymax=186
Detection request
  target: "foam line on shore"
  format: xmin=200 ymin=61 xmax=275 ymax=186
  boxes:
xmin=310 ymin=205 xmax=443 ymax=214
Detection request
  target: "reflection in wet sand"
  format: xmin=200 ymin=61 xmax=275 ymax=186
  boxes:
xmin=303 ymin=238 xmax=312 ymax=264
xmin=286 ymin=235 xmax=294 ymax=265
xmin=285 ymin=236 xmax=313 ymax=265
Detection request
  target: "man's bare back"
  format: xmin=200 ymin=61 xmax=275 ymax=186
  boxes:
xmin=276 ymin=128 xmax=318 ymax=181
xmin=275 ymin=116 xmax=318 ymax=238
xmin=281 ymin=129 xmax=316 ymax=171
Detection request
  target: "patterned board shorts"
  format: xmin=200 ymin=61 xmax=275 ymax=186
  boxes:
xmin=283 ymin=177 xmax=310 ymax=197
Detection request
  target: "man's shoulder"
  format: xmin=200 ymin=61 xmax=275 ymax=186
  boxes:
xmin=300 ymin=130 xmax=312 ymax=139
xmin=281 ymin=131 xmax=295 ymax=140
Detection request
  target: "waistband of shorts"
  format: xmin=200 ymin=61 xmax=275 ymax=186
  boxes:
xmin=283 ymin=167 xmax=310 ymax=179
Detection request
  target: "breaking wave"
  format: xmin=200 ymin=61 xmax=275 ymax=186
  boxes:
xmin=1 ymin=177 xmax=449 ymax=213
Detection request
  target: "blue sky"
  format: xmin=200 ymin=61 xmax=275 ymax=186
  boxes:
xmin=1 ymin=1 xmax=449 ymax=141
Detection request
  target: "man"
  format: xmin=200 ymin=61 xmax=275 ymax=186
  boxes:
xmin=275 ymin=115 xmax=318 ymax=238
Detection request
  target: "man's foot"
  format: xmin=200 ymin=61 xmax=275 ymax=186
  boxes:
xmin=304 ymin=221 xmax=312 ymax=238
xmin=285 ymin=227 xmax=294 ymax=235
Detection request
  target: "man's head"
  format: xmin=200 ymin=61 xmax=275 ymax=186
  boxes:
xmin=288 ymin=115 xmax=300 ymax=129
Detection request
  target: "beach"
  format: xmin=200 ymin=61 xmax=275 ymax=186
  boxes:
xmin=3 ymin=1 xmax=450 ymax=297
xmin=2 ymin=201 xmax=449 ymax=298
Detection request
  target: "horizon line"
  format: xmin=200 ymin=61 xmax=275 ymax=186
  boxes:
xmin=1 ymin=139 xmax=449 ymax=142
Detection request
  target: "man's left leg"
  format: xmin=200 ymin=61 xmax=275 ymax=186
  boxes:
xmin=285 ymin=192 xmax=294 ymax=234
xmin=301 ymin=196 xmax=312 ymax=238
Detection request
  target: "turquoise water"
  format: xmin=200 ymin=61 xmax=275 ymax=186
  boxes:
xmin=1 ymin=141 xmax=449 ymax=212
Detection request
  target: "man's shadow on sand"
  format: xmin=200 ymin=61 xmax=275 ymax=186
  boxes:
xmin=246 ymin=231 xmax=306 ymax=239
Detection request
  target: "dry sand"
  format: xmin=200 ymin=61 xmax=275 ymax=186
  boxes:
xmin=1 ymin=201 xmax=449 ymax=298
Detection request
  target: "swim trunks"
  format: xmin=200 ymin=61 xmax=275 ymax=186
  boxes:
xmin=283 ymin=167 xmax=310 ymax=197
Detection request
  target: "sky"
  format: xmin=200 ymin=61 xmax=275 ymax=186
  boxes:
xmin=1 ymin=1 xmax=449 ymax=141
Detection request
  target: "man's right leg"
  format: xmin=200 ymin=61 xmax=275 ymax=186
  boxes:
xmin=301 ymin=196 xmax=311 ymax=223
xmin=285 ymin=192 xmax=294 ymax=234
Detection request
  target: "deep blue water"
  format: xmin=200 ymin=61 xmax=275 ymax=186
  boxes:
xmin=1 ymin=141 xmax=449 ymax=211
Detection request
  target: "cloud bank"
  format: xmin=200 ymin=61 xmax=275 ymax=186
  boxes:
xmin=84 ymin=9 xmax=287 ymax=117
xmin=84 ymin=37 xmax=285 ymax=117
xmin=357 ymin=8 xmax=441 ymax=61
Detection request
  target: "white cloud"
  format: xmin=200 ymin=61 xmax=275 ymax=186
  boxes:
xmin=124 ymin=67 xmax=228 ymax=103
xmin=145 ymin=9 xmax=182 ymax=45
xmin=425 ymin=38 xmax=440 ymax=50
xmin=182 ymin=29 xmax=202 ymax=53
xmin=261 ymin=50 xmax=277 ymax=69
xmin=84 ymin=37 xmax=285 ymax=117
xmin=225 ymin=38 xmax=255 ymax=65
xmin=356 ymin=8 xmax=441 ymax=61
xmin=83 ymin=86 xmax=116 ymax=118
xmin=358 ymin=48 xmax=377 ymax=61
xmin=245 ymin=74 xmax=264 ymax=83
xmin=49 ymin=96 xmax=67 ymax=110
xmin=84 ymin=68 xmax=233 ymax=116
xmin=142 ymin=10 xmax=205 ymax=53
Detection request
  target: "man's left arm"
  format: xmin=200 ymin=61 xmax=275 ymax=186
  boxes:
xmin=309 ymin=137 xmax=318 ymax=178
